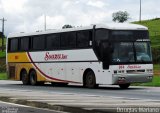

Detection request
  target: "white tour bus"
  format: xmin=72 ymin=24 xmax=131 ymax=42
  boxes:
xmin=6 ymin=23 xmax=153 ymax=89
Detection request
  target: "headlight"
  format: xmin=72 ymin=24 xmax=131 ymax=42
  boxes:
xmin=146 ymin=69 xmax=153 ymax=73
xmin=114 ymin=70 xmax=125 ymax=74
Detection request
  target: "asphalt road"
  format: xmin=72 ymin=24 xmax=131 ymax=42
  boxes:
xmin=0 ymin=80 xmax=160 ymax=113
xmin=0 ymin=80 xmax=160 ymax=101
xmin=0 ymin=101 xmax=66 ymax=113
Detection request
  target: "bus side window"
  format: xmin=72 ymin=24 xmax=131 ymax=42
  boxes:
xmin=61 ymin=32 xmax=76 ymax=49
xmin=8 ymin=39 xmax=11 ymax=52
xmin=61 ymin=33 xmax=69 ymax=48
xmin=20 ymin=37 xmax=29 ymax=51
xmin=68 ymin=32 xmax=76 ymax=48
xmin=32 ymin=35 xmax=45 ymax=50
xmin=77 ymin=31 xmax=90 ymax=48
xmin=95 ymin=29 xmax=109 ymax=48
xmin=46 ymin=34 xmax=60 ymax=50
xmin=95 ymin=29 xmax=109 ymax=45
xmin=10 ymin=38 xmax=19 ymax=52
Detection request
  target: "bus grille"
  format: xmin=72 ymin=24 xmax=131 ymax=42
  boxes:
xmin=126 ymin=70 xmax=145 ymax=73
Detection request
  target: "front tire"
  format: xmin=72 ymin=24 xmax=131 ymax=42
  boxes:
xmin=119 ymin=83 xmax=130 ymax=89
xmin=21 ymin=70 xmax=30 ymax=85
xmin=85 ymin=71 xmax=97 ymax=88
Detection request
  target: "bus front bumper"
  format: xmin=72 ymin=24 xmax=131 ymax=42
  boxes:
xmin=112 ymin=73 xmax=153 ymax=84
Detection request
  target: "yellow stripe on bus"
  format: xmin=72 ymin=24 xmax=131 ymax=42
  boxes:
xmin=7 ymin=52 xmax=30 ymax=62
xmin=7 ymin=52 xmax=48 ymax=82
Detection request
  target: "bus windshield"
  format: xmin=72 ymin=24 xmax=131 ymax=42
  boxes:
xmin=112 ymin=42 xmax=152 ymax=64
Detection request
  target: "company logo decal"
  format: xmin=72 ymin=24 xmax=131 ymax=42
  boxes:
xmin=44 ymin=52 xmax=68 ymax=61
xmin=15 ymin=55 xmax=19 ymax=60
xmin=119 ymin=65 xmax=125 ymax=69
xmin=127 ymin=65 xmax=141 ymax=69
xmin=119 ymin=65 xmax=141 ymax=69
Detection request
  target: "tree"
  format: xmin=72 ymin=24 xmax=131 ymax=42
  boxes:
xmin=0 ymin=32 xmax=4 ymax=51
xmin=62 ymin=24 xmax=73 ymax=29
xmin=112 ymin=11 xmax=129 ymax=23
xmin=0 ymin=32 xmax=3 ymax=37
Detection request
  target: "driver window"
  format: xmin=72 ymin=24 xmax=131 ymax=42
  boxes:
xmin=95 ymin=29 xmax=109 ymax=46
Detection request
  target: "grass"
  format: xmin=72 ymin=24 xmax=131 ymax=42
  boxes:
xmin=133 ymin=64 xmax=160 ymax=87
xmin=154 ymin=64 xmax=160 ymax=71
xmin=0 ymin=37 xmax=6 ymax=58
xmin=0 ymin=73 xmax=8 ymax=80
xmin=133 ymin=18 xmax=160 ymax=49
xmin=150 ymin=35 xmax=160 ymax=48
xmin=134 ymin=18 xmax=160 ymax=37
xmin=134 ymin=76 xmax=160 ymax=87
xmin=134 ymin=19 xmax=160 ymax=49
xmin=0 ymin=51 xmax=6 ymax=58
xmin=0 ymin=37 xmax=6 ymax=47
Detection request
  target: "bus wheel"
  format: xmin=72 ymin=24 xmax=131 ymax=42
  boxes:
xmin=119 ymin=83 xmax=130 ymax=89
xmin=21 ymin=70 xmax=30 ymax=85
xmin=29 ymin=70 xmax=37 ymax=86
xmin=85 ymin=71 xmax=96 ymax=88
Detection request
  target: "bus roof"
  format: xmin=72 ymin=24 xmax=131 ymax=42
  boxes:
xmin=8 ymin=23 xmax=148 ymax=38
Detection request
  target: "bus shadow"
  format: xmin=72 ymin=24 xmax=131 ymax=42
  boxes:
xmin=10 ymin=83 xmax=147 ymax=91
xmin=67 ymin=85 xmax=146 ymax=90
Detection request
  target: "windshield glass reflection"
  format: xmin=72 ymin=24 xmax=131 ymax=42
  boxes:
xmin=112 ymin=42 xmax=152 ymax=63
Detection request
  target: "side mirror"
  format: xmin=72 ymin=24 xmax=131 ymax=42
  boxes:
xmin=100 ymin=42 xmax=112 ymax=69
xmin=100 ymin=42 xmax=111 ymax=60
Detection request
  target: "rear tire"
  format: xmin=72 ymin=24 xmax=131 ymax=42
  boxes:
xmin=85 ymin=71 xmax=97 ymax=88
xmin=119 ymin=83 xmax=130 ymax=89
xmin=21 ymin=70 xmax=30 ymax=85
xmin=29 ymin=70 xmax=37 ymax=86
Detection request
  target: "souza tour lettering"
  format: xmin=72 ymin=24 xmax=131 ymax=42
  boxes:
xmin=45 ymin=52 xmax=68 ymax=61
xmin=119 ymin=65 xmax=141 ymax=70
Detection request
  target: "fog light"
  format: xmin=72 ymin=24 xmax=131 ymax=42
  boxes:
xmin=147 ymin=76 xmax=153 ymax=79
xmin=114 ymin=70 xmax=125 ymax=74
xmin=114 ymin=70 xmax=117 ymax=74
xmin=147 ymin=69 xmax=153 ymax=73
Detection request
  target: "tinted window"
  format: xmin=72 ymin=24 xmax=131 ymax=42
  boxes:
xmin=33 ymin=35 xmax=45 ymax=50
xmin=77 ymin=31 xmax=91 ymax=48
xmin=111 ymin=31 xmax=134 ymax=41
xmin=61 ymin=32 xmax=76 ymax=48
xmin=112 ymin=42 xmax=134 ymax=63
xmin=10 ymin=38 xmax=18 ymax=52
xmin=8 ymin=39 xmax=11 ymax=52
xmin=46 ymin=34 xmax=60 ymax=49
xmin=134 ymin=30 xmax=149 ymax=39
xmin=96 ymin=29 xmax=109 ymax=41
xmin=112 ymin=42 xmax=152 ymax=64
xmin=20 ymin=37 xmax=29 ymax=51
xmin=111 ymin=30 xmax=149 ymax=41
xmin=134 ymin=42 xmax=152 ymax=62
xmin=61 ymin=33 xmax=68 ymax=48
xmin=68 ymin=32 xmax=76 ymax=47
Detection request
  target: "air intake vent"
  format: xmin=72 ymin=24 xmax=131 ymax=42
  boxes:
xmin=127 ymin=70 xmax=145 ymax=73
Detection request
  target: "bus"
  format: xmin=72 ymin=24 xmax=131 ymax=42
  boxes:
xmin=6 ymin=23 xmax=153 ymax=89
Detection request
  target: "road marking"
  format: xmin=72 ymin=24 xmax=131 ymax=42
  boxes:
xmin=0 ymin=101 xmax=31 ymax=107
